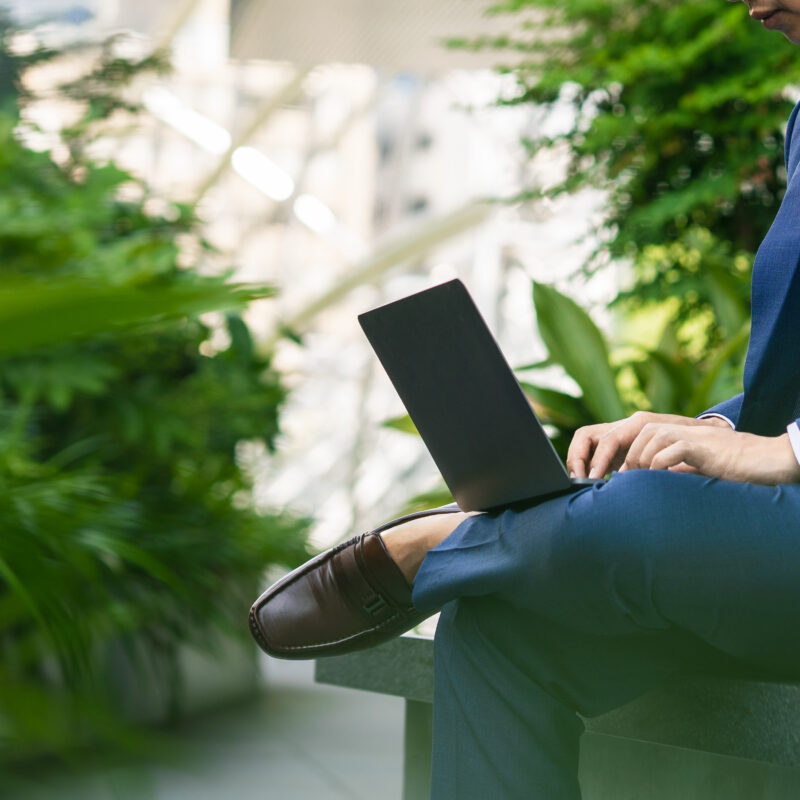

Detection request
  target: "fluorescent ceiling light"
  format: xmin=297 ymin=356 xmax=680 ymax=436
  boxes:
xmin=143 ymin=86 xmax=232 ymax=155
xmin=293 ymin=193 xmax=337 ymax=235
xmin=231 ymin=146 xmax=295 ymax=202
xmin=142 ymin=85 xmax=361 ymax=252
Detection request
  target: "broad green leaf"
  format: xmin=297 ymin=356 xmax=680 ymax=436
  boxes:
xmin=518 ymin=382 xmax=592 ymax=428
xmin=688 ymin=323 xmax=750 ymax=415
xmin=703 ymin=264 xmax=749 ymax=335
xmin=0 ymin=278 xmax=274 ymax=357
xmin=631 ymin=348 xmax=693 ymax=413
xmin=513 ymin=357 xmax=554 ymax=372
xmin=532 ymin=281 xmax=626 ymax=421
xmin=397 ymin=484 xmax=454 ymax=515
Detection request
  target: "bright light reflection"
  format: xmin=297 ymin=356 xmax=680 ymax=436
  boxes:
xmin=231 ymin=146 xmax=295 ymax=202
xmin=293 ymin=193 xmax=337 ymax=234
xmin=142 ymin=86 xmax=364 ymax=253
xmin=143 ymin=86 xmax=232 ymax=155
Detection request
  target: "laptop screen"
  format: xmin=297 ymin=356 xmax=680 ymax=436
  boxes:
xmin=358 ymin=279 xmax=572 ymax=511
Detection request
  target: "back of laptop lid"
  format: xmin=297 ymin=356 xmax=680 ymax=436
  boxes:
xmin=358 ymin=279 xmax=572 ymax=511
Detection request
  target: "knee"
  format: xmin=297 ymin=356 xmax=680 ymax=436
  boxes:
xmin=537 ymin=471 xmax=691 ymax=631
xmin=556 ymin=469 xmax=684 ymax=568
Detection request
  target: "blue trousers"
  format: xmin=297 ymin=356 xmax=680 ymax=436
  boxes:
xmin=411 ymin=470 xmax=800 ymax=799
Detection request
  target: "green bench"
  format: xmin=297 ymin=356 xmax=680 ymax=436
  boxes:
xmin=315 ymin=631 xmax=800 ymax=799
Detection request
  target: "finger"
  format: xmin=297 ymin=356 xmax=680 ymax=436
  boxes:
xmin=607 ymin=449 xmax=630 ymax=473
xmin=588 ymin=436 xmax=625 ymax=479
xmin=637 ymin=429 xmax=681 ymax=469
xmin=667 ymin=462 xmax=699 ymax=474
xmin=567 ymin=427 xmax=600 ymax=478
xmin=586 ymin=418 xmax=641 ymax=478
xmin=649 ymin=441 xmax=692 ymax=472
xmin=656 ymin=440 xmax=717 ymax=476
xmin=624 ymin=423 xmax=662 ymax=470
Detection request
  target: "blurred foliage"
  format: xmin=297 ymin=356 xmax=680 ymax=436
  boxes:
xmin=453 ymin=0 xmax=798 ymax=258
xmin=0 ymin=14 xmax=308 ymax=781
xmin=521 ymin=280 xmax=750 ymax=460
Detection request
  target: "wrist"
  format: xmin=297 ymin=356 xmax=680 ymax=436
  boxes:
xmin=776 ymin=433 xmax=800 ymax=483
xmin=699 ymin=416 xmax=733 ymax=429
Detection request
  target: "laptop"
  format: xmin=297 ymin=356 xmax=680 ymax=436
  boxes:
xmin=358 ymin=279 xmax=598 ymax=512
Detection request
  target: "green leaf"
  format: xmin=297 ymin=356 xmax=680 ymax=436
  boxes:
xmin=396 ymin=484 xmax=454 ymax=515
xmin=703 ymin=263 xmax=749 ymax=335
xmin=0 ymin=22 xmax=311 ymax=778
xmin=513 ymin=357 xmax=554 ymax=371
xmin=382 ymin=414 xmax=419 ymax=435
xmin=687 ymin=322 xmax=750 ymax=415
xmin=226 ymin=314 xmax=254 ymax=361
xmin=532 ymin=281 xmax=626 ymax=421
xmin=518 ymin=382 xmax=591 ymax=428
xmin=0 ymin=278 xmax=274 ymax=357
xmin=631 ymin=348 xmax=694 ymax=413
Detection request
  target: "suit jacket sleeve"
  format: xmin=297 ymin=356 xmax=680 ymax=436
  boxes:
xmin=698 ymin=103 xmax=800 ymax=436
xmin=697 ymin=393 xmax=744 ymax=429
xmin=785 ymin=98 xmax=800 ymax=169
xmin=786 ymin=101 xmax=800 ymax=462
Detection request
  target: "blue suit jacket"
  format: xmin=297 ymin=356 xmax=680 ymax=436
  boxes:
xmin=703 ymin=100 xmax=800 ymax=436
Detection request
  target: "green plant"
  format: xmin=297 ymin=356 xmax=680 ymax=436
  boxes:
xmin=0 ymin=17 xmax=308 ymax=780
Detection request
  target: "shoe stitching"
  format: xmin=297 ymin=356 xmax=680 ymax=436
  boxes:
xmin=250 ymin=593 xmax=419 ymax=653
xmin=249 ymin=606 xmax=271 ymax=652
xmin=264 ymin=610 xmax=418 ymax=652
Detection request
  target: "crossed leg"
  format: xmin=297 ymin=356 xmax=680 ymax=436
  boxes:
xmin=382 ymin=469 xmax=800 ymax=798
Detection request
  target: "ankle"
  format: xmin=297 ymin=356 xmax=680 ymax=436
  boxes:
xmin=381 ymin=511 xmax=470 ymax=584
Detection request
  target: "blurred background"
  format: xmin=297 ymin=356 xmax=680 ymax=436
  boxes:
xmin=1 ymin=0 xmax=798 ymax=797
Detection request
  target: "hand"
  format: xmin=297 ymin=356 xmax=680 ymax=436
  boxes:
xmin=621 ymin=424 xmax=800 ymax=485
xmin=567 ymin=411 xmax=731 ymax=479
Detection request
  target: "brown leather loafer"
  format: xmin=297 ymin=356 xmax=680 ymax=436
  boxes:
xmin=249 ymin=504 xmax=461 ymax=660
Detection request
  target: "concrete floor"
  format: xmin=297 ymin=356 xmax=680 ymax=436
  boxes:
xmin=16 ymin=659 xmax=405 ymax=800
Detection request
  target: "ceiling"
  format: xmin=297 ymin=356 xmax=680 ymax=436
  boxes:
xmin=229 ymin=0 xmax=534 ymax=72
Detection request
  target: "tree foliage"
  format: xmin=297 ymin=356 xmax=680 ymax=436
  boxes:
xmin=462 ymin=0 xmax=799 ymax=253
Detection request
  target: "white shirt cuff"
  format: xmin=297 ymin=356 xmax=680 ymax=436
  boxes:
xmin=698 ymin=413 xmax=735 ymax=429
xmin=787 ymin=422 xmax=800 ymax=468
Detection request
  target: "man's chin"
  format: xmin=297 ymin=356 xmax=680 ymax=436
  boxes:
xmin=775 ymin=21 xmax=800 ymax=45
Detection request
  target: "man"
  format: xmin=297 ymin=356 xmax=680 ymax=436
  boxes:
xmin=250 ymin=2 xmax=800 ymax=795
